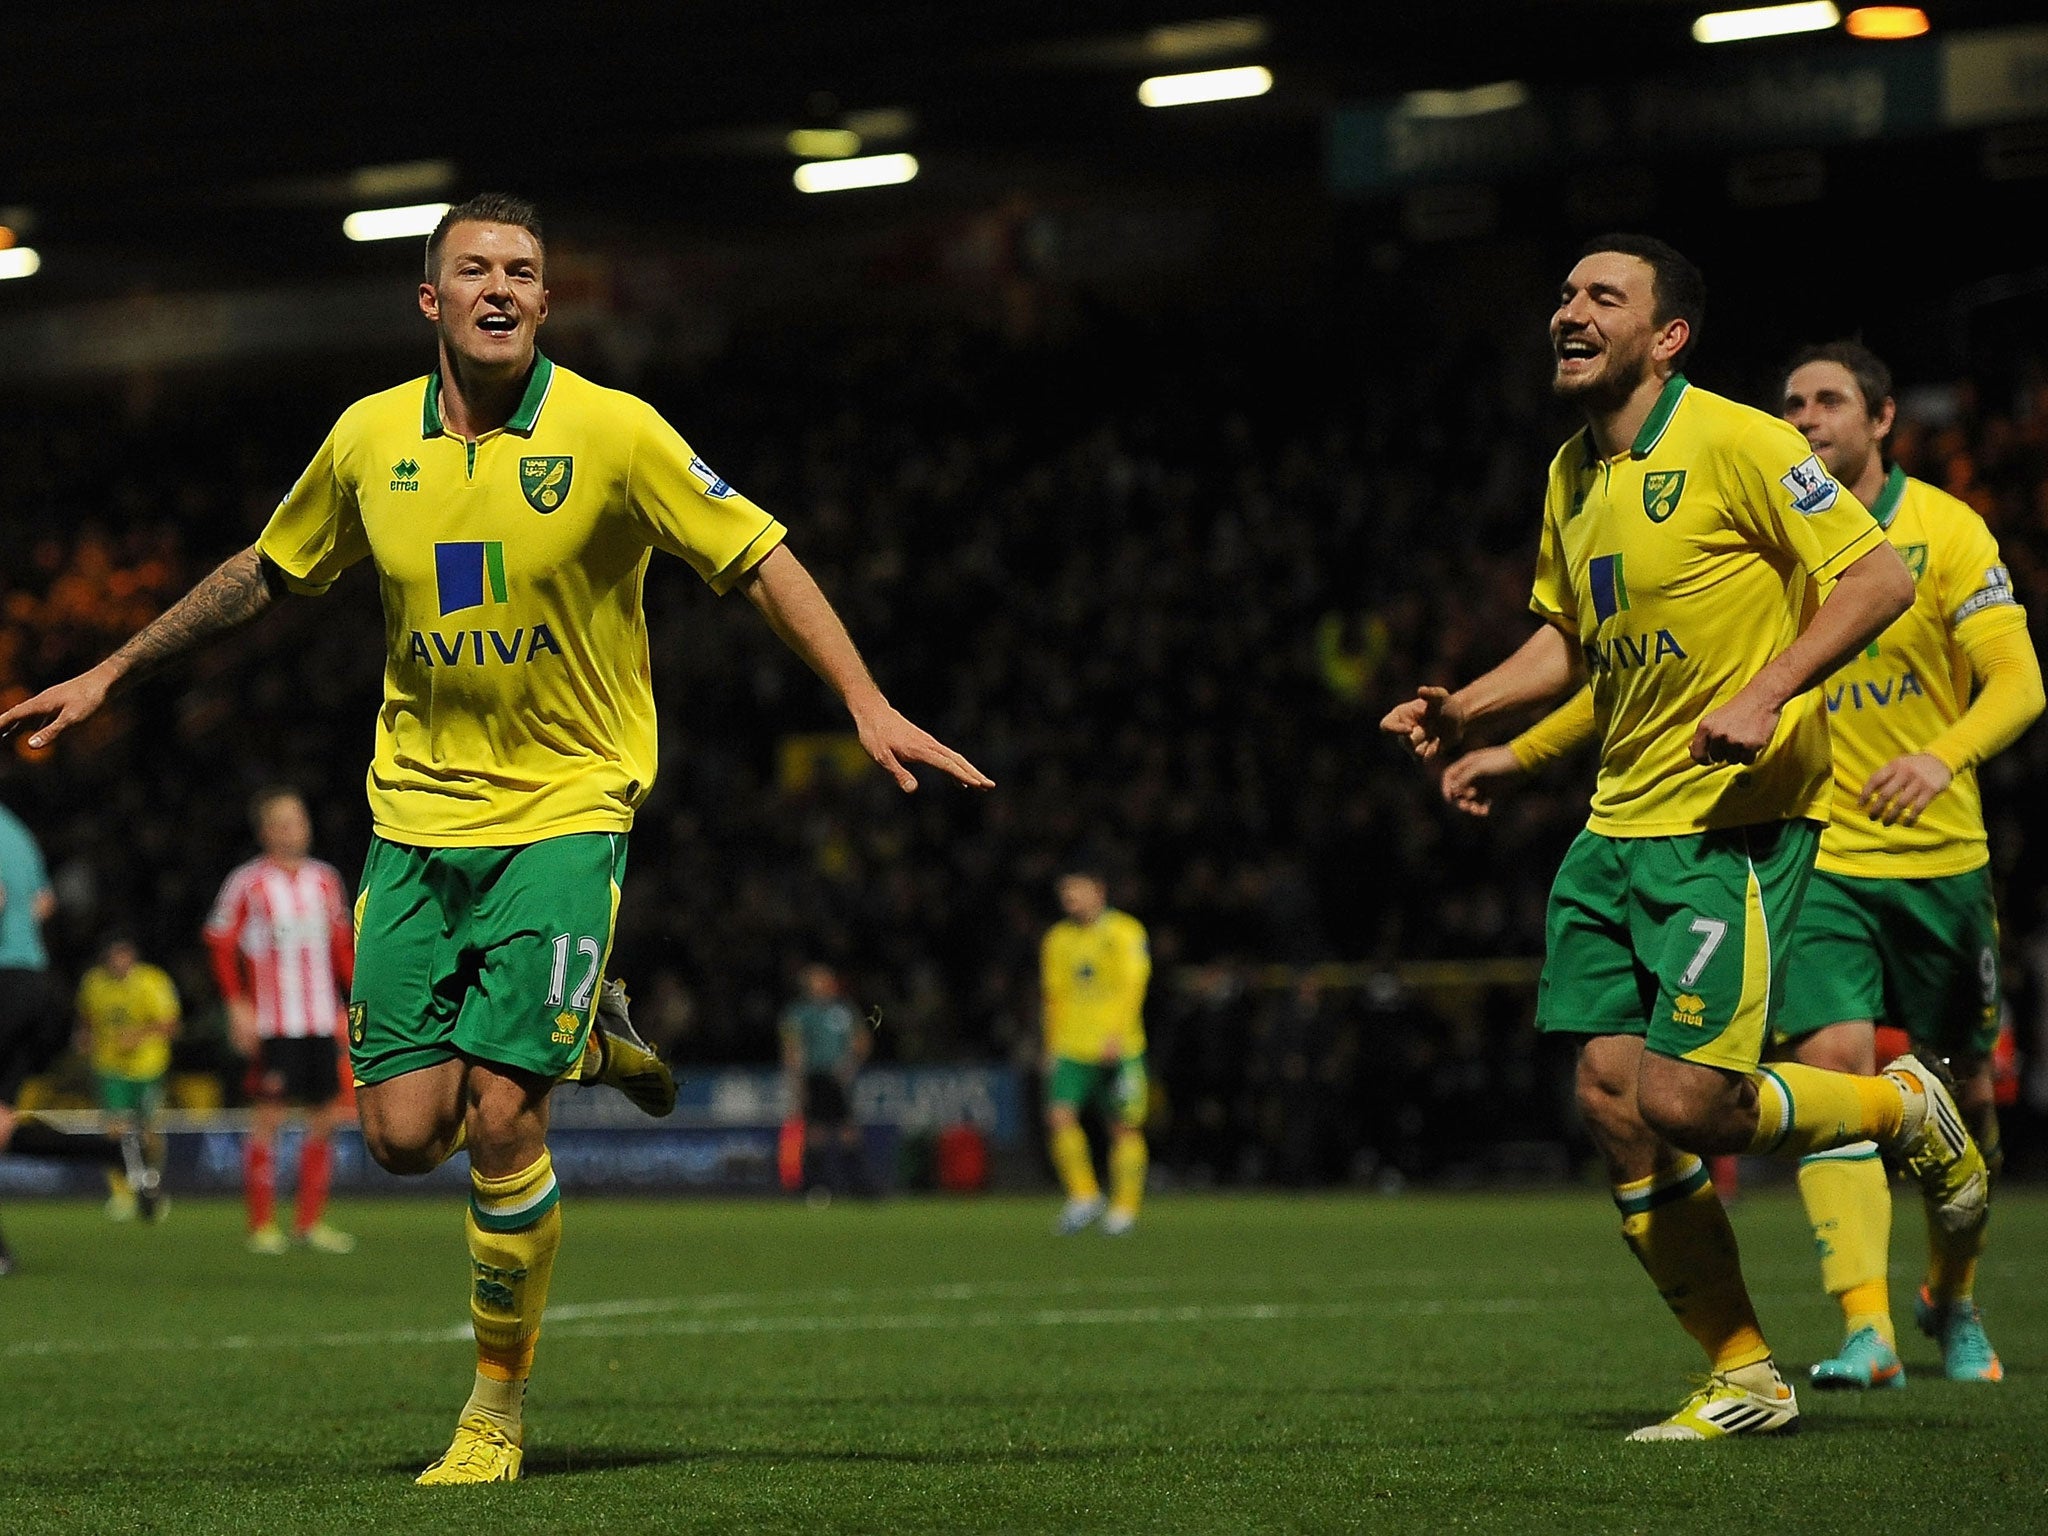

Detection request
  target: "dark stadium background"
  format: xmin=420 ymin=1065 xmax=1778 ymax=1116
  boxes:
xmin=5 ymin=0 xmax=2047 ymax=1189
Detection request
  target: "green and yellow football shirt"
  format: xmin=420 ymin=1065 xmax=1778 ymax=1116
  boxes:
xmin=259 ymin=355 xmax=786 ymax=846
xmin=78 ymin=962 xmax=180 ymax=1081
xmin=1816 ymin=465 xmax=2027 ymax=877
xmin=1530 ymin=376 xmax=1884 ymax=837
xmin=1041 ymin=910 xmax=1151 ymax=1061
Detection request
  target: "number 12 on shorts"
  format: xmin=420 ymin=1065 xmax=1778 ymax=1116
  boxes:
xmin=548 ymin=933 xmax=603 ymax=1011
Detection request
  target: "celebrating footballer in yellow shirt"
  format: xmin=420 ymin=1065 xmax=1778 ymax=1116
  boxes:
xmin=1438 ymin=340 xmax=2043 ymax=1396
xmin=1384 ymin=234 xmax=1990 ymax=1442
xmin=1040 ymin=869 xmax=1152 ymax=1235
xmin=0 ymin=192 xmax=992 ymax=1484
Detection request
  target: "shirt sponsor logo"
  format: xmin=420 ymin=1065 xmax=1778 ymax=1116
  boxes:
xmin=688 ymin=455 xmax=737 ymax=499
xmin=520 ymin=456 xmax=573 ymax=513
xmin=1642 ymin=469 xmax=1687 ymax=523
xmin=1827 ymin=672 xmax=1924 ymax=712
xmin=407 ymin=625 xmax=564 ymax=667
xmin=1590 ymin=552 xmax=1631 ymax=622
xmin=1779 ymin=454 xmax=1840 ymax=515
xmin=390 ymin=458 xmax=421 ymax=492
xmin=1582 ymin=629 xmax=1688 ymax=673
xmin=436 ymin=540 xmax=509 ymax=616
xmin=1952 ymin=564 xmax=2017 ymax=624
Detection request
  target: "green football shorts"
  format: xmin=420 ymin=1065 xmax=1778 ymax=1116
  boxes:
xmin=96 ymin=1072 xmax=165 ymax=1118
xmin=349 ymin=832 xmax=626 ymax=1089
xmin=1773 ymin=865 xmax=2002 ymax=1060
xmin=1047 ymin=1054 xmax=1148 ymax=1129
xmin=1536 ymin=819 xmax=1821 ymax=1073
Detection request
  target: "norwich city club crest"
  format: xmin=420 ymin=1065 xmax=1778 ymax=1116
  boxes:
xmin=1643 ymin=469 xmax=1686 ymax=523
xmin=348 ymin=1001 xmax=367 ymax=1046
xmin=520 ymin=456 xmax=573 ymax=513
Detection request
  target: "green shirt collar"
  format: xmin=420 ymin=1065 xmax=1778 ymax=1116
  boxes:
xmin=1629 ymin=373 xmax=1689 ymax=459
xmin=421 ymin=353 xmax=555 ymax=439
xmin=1869 ymin=462 xmax=1907 ymax=529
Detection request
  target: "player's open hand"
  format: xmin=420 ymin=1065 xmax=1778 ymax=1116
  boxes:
xmin=0 ymin=666 xmax=113 ymax=751
xmin=1689 ymin=695 xmax=1779 ymax=767
xmin=1857 ymin=751 xmax=1952 ymax=826
xmin=854 ymin=703 xmax=994 ymax=793
xmin=1380 ymin=686 xmax=1464 ymax=762
xmin=1440 ymin=744 xmax=1525 ymax=818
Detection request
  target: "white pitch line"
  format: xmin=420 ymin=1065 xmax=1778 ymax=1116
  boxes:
xmin=2 ymin=1293 xmax=1546 ymax=1361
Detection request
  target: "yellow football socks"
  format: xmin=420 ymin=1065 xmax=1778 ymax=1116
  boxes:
xmin=1108 ymin=1128 xmax=1147 ymax=1219
xmin=1050 ymin=1121 xmax=1101 ymax=1202
xmin=1797 ymin=1145 xmax=1896 ymax=1344
xmin=463 ymin=1151 xmax=562 ymax=1435
xmin=1922 ymin=1198 xmax=1985 ymax=1308
xmin=1748 ymin=1064 xmax=1903 ymax=1157
xmin=1615 ymin=1155 xmax=1770 ymax=1372
xmin=1798 ymin=1146 xmax=1895 ymax=1329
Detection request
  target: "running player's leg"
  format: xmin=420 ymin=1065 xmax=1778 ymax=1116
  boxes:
xmin=1631 ymin=824 xmax=1984 ymax=1231
xmin=1784 ymin=1021 xmax=1901 ymax=1387
xmin=1103 ymin=1056 xmax=1149 ymax=1234
xmin=413 ymin=832 xmax=621 ymax=1486
xmin=1541 ymin=832 xmax=1791 ymax=1440
xmin=1045 ymin=1060 xmax=1105 ymax=1233
xmin=292 ymin=1044 xmax=354 ymax=1251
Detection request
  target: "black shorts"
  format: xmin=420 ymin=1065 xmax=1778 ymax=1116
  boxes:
xmin=0 ymin=967 xmax=66 ymax=1105
xmin=803 ymin=1071 xmax=851 ymax=1126
xmin=249 ymin=1035 xmax=342 ymax=1107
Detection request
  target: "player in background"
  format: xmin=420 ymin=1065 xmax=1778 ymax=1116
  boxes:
xmin=205 ymin=785 xmax=358 ymax=1255
xmin=3 ymin=797 xmax=140 ymax=1273
xmin=76 ymin=932 xmax=180 ymax=1221
xmin=778 ymin=962 xmax=873 ymax=1201
xmin=1383 ymin=235 xmax=1987 ymax=1440
xmin=0 ymin=193 xmax=991 ymax=1480
xmin=1040 ymin=869 xmax=1152 ymax=1235
xmin=1445 ymin=340 xmax=2042 ymax=1387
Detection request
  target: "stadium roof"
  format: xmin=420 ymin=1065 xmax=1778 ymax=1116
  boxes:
xmin=4 ymin=1 xmax=2045 ymax=342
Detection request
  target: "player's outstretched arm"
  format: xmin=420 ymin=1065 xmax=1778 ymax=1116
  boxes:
xmin=1691 ymin=541 xmax=1913 ymax=766
xmin=736 ymin=544 xmax=994 ymax=793
xmin=0 ymin=544 xmax=285 ymax=750
xmin=1380 ymin=620 xmax=1581 ymax=763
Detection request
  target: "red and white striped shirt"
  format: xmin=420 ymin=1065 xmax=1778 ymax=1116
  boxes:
xmin=204 ymin=857 xmax=354 ymax=1040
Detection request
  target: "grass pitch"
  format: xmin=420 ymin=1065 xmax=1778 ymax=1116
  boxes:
xmin=0 ymin=1184 xmax=2041 ymax=1534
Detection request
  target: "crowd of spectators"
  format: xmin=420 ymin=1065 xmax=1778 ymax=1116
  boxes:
xmin=5 ymin=305 xmax=2046 ymax=1181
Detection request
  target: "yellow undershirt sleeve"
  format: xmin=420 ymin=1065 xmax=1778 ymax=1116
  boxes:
xmin=1508 ymin=685 xmax=1598 ymax=772
xmin=1924 ymin=621 xmax=2045 ymax=775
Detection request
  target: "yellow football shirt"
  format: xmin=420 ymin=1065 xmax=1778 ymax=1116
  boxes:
xmin=1531 ymin=376 xmax=1885 ymax=837
xmin=1817 ymin=466 xmax=2028 ymax=877
xmin=259 ymin=356 xmax=787 ymax=846
xmin=1041 ymin=910 xmax=1151 ymax=1061
xmin=78 ymin=963 xmax=180 ymax=1081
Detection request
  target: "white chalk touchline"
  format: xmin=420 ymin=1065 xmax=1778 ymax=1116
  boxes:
xmin=2 ymin=1293 xmax=1545 ymax=1360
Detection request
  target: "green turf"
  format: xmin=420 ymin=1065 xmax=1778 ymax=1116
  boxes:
xmin=0 ymin=1184 xmax=2040 ymax=1534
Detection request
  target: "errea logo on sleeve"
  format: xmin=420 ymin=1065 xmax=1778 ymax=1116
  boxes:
xmin=1779 ymin=455 xmax=1841 ymax=515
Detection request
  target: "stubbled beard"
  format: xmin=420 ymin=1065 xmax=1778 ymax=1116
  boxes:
xmin=1552 ymin=346 xmax=1648 ymax=410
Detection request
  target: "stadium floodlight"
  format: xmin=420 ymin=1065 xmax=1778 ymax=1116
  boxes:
xmin=0 ymin=246 xmax=41 ymax=280
xmin=343 ymin=202 xmax=453 ymax=242
xmin=1138 ymin=65 xmax=1273 ymax=108
xmin=1845 ymin=5 xmax=1928 ymax=37
xmin=787 ymin=128 xmax=862 ymax=159
xmin=1692 ymin=3 xmax=1840 ymax=44
xmin=1401 ymin=81 xmax=1531 ymax=120
xmin=793 ymin=153 xmax=918 ymax=193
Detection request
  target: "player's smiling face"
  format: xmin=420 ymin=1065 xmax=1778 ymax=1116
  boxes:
xmin=1549 ymin=251 xmax=1674 ymax=406
xmin=1782 ymin=359 xmax=1889 ymax=485
xmin=420 ymin=220 xmax=548 ymax=376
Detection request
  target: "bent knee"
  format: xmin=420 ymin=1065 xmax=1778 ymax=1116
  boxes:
xmin=361 ymin=1123 xmax=450 ymax=1176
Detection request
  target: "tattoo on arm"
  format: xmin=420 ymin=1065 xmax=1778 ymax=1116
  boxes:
xmin=105 ymin=546 xmax=280 ymax=685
